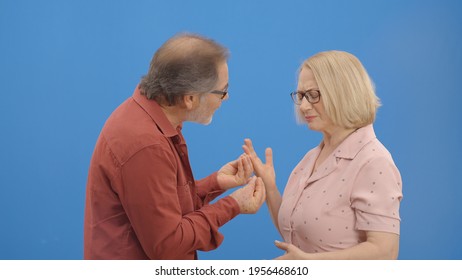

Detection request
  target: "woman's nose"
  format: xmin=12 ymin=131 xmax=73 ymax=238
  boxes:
xmin=299 ymin=97 xmax=312 ymax=111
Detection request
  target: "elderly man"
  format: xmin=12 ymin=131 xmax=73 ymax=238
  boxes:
xmin=84 ymin=33 xmax=265 ymax=259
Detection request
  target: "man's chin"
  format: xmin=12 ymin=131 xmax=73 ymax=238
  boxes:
xmin=191 ymin=117 xmax=213 ymax=126
xmin=202 ymin=118 xmax=213 ymax=125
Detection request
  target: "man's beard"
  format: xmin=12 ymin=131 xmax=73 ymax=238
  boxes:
xmin=187 ymin=99 xmax=213 ymax=125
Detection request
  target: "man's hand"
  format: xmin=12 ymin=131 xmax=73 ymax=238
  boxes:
xmin=217 ymin=154 xmax=253 ymax=190
xmin=230 ymin=177 xmax=266 ymax=214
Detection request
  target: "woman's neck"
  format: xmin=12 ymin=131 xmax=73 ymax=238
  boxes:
xmin=321 ymin=127 xmax=356 ymax=151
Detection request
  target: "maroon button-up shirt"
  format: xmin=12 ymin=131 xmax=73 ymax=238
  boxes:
xmin=84 ymin=86 xmax=240 ymax=259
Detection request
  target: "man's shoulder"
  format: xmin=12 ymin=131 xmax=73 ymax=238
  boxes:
xmin=100 ymin=97 xmax=170 ymax=164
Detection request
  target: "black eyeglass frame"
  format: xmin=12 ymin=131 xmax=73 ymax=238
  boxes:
xmin=290 ymin=90 xmax=321 ymax=105
xmin=209 ymin=89 xmax=228 ymax=100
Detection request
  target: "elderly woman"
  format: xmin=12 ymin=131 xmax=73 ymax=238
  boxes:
xmin=244 ymin=51 xmax=403 ymax=259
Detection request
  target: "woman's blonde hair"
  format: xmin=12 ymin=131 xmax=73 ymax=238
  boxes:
xmin=298 ymin=50 xmax=380 ymax=129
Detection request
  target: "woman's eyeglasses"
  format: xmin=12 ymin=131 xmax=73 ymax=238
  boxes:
xmin=290 ymin=90 xmax=321 ymax=105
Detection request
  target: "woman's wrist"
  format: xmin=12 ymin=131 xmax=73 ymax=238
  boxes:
xmin=260 ymin=174 xmax=274 ymax=184
xmin=264 ymin=180 xmax=279 ymax=193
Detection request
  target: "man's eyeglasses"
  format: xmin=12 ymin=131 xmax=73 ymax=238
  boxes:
xmin=290 ymin=90 xmax=321 ymax=105
xmin=209 ymin=89 xmax=228 ymax=100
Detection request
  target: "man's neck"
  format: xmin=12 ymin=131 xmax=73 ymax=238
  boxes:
xmin=159 ymin=105 xmax=185 ymax=129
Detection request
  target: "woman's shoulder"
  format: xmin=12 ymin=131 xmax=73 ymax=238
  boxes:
xmin=354 ymin=138 xmax=401 ymax=176
xmin=360 ymin=137 xmax=394 ymax=160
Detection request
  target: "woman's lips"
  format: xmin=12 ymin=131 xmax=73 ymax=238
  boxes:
xmin=305 ymin=116 xmax=316 ymax=122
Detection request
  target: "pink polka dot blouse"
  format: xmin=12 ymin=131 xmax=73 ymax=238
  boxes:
xmin=278 ymin=124 xmax=403 ymax=253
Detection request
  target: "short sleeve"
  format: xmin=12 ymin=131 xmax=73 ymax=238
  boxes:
xmin=351 ymin=156 xmax=403 ymax=234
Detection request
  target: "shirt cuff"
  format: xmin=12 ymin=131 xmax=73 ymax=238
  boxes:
xmin=209 ymin=196 xmax=240 ymax=227
xmin=196 ymin=172 xmax=220 ymax=194
xmin=197 ymin=172 xmax=226 ymax=204
xmin=355 ymin=211 xmax=401 ymax=235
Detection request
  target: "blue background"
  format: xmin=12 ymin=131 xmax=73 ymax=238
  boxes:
xmin=1 ymin=0 xmax=461 ymax=260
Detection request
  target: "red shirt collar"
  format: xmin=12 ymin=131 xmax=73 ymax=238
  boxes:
xmin=132 ymin=86 xmax=180 ymax=138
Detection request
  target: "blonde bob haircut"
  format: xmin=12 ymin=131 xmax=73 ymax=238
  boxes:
xmin=298 ymin=50 xmax=381 ymax=129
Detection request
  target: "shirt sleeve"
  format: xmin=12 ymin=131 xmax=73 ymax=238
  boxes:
xmin=351 ymin=156 xmax=403 ymax=235
xmin=119 ymin=144 xmax=240 ymax=259
xmin=196 ymin=172 xmax=226 ymax=205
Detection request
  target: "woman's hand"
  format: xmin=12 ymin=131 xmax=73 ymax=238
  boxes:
xmin=274 ymin=231 xmax=400 ymax=260
xmin=242 ymin=139 xmax=276 ymax=189
xmin=274 ymin=240 xmax=310 ymax=260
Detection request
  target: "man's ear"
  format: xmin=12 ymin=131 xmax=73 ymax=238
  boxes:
xmin=182 ymin=94 xmax=198 ymax=110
